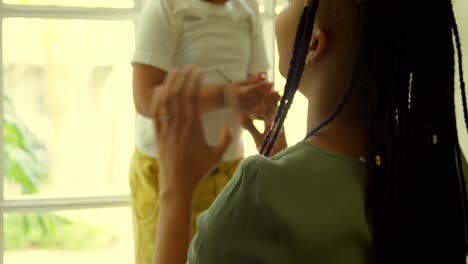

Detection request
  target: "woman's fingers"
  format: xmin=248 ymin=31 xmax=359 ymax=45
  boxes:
xmin=184 ymin=68 xmax=203 ymax=120
xmin=171 ymin=66 xmax=196 ymax=124
xmin=154 ymin=69 xmax=179 ymax=134
xmin=171 ymin=65 xmax=195 ymax=96
xmin=154 ymin=66 xmax=199 ymax=134
xmin=157 ymin=69 xmax=177 ymax=116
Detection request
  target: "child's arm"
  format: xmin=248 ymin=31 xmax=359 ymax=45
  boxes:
xmin=133 ymin=63 xmax=166 ymax=117
xmin=239 ymin=112 xmax=288 ymax=157
xmin=133 ymin=63 xmax=273 ymax=118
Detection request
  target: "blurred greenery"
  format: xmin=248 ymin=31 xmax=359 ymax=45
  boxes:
xmin=3 ymin=95 xmax=108 ymax=250
xmin=4 ymin=213 xmax=108 ymax=250
xmin=3 ymin=95 xmax=47 ymax=194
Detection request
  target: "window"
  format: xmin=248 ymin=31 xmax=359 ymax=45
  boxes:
xmin=0 ymin=1 xmax=287 ymax=263
xmin=1 ymin=1 xmax=138 ymax=263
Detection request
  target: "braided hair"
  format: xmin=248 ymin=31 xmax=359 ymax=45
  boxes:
xmin=262 ymin=0 xmax=468 ymax=262
xmin=259 ymin=0 xmax=318 ymax=155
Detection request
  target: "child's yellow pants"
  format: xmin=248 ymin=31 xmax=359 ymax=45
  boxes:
xmin=129 ymin=149 xmax=241 ymax=264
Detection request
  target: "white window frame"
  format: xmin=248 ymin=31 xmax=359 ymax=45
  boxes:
xmin=0 ymin=1 xmax=143 ymax=263
xmin=0 ymin=1 xmax=280 ymax=263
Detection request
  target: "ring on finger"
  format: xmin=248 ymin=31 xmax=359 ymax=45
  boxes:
xmin=159 ymin=114 xmax=173 ymax=121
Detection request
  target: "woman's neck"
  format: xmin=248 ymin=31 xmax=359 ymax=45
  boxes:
xmin=306 ymin=99 xmax=365 ymax=160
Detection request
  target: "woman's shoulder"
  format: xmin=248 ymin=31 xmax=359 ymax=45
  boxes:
xmin=244 ymin=141 xmax=364 ymax=172
xmin=234 ymin=142 xmax=327 ymax=188
xmin=240 ymin=141 xmax=367 ymax=198
xmin=238 ymin=141 xmax=323 ymax=175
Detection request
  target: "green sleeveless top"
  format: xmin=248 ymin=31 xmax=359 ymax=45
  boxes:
xmin=188 ymin=140 xmax=372 ymax=263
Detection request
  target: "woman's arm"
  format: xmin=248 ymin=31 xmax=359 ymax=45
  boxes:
xmin=151 ymin=67 xmax=231 ymax=264
xmin=154 ymin=191 xmax=192 ymax=264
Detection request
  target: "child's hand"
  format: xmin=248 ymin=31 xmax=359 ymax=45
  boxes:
xmin=223 ymin=72 xmax=274 ymax=116
xmin=152 ymin=66 xmax=231 ymax=197
xmin=250 ymin=90 xmax=281 ymax=121
xmin=238 ymin=114 xmax=288 ymax=157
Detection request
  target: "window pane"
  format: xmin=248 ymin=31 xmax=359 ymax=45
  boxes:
xmin=2 ymin=0 xmax=134 ymax=8
xmin=3 ymin=18 xmax=135 ymax=198
xmin=4 ymin=207 xmax=133 ymax=264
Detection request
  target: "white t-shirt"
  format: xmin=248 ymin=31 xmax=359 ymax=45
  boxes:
xmin=132 ymin=0 xmax=270 ymax=160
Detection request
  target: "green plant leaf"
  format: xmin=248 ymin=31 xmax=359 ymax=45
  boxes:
xmin=8 ymin=161 xmax=38 ymax=194
xmin=52 ymin=214 xmax=73 ymax=225
xmin=22 ymin=214 xmax=30 ymax=236
xmin=4 ymin=121 xmax=27 ymax=150
xmin=42 ymin=213 xmax=57 ymax=237
xmin=2 ymin=95 xmax=65 ymax=245
xmin=37 ymin=213 xmax=49 ymax=238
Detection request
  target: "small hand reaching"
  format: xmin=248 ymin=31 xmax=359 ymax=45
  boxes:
xmin=223 ymin=71 xmax=275 ymax=118
xmin=238 ymin=90 xmax=287 ymax=157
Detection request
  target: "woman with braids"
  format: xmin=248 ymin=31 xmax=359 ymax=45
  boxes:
xmin=149 ymin=0 xmax=468 ymax=263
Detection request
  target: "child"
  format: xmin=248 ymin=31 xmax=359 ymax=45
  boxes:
xmin=129 ymin=0 xmax=273 ymax=263
xmin=151 ymin=0 xmax=468 ymax=263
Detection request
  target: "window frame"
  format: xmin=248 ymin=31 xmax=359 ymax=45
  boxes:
xmin=0 ymin=1 xmax=143 ymax=262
